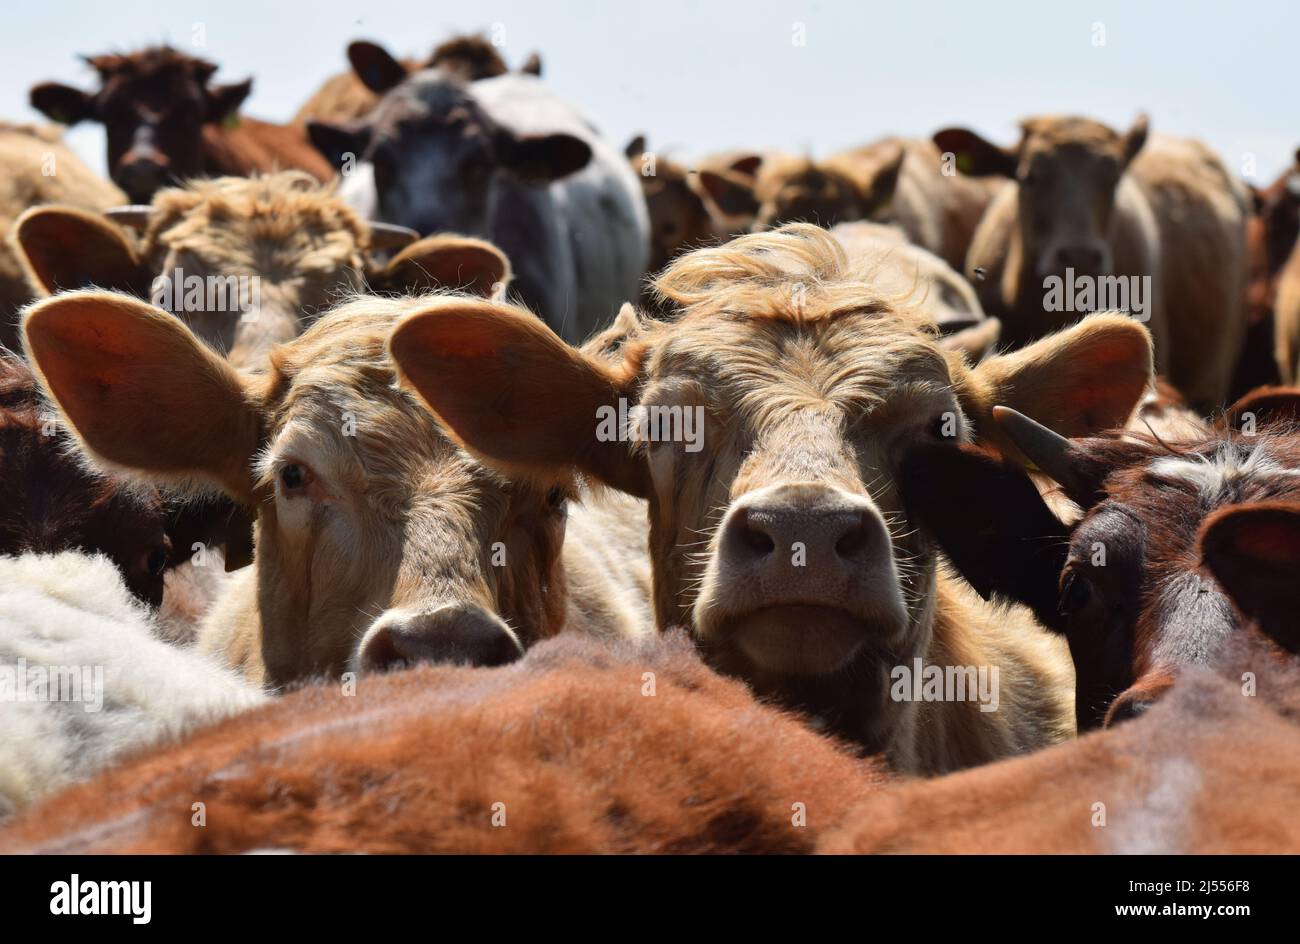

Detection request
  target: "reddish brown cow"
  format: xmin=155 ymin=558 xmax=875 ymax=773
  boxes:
xmin=899 ymin=386 xmax=1300 ymax=729
xmin=821 ymin=504 xmax=1300 ymax=854
xmin=30 ymin=47 xmax=332 ymax=202
xmin=0 ymin=353 xmax=169 ymax=605
xmin=0 ymin=631 xmax=883 ymax=853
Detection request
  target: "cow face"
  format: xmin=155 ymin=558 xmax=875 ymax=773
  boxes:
xmin=625 ymin=138 xmax=717 ymax=276
xmin=308 ymin=70 xmax=590 ymax=237
xmin=22 ymin=288 xmax=557 ymax=686
xmin=935 ymin=115 xmax=1148 ymax=282
xmin=30 ymin=47 xmax=252 ymax=203
xmin=386 ymin=225 xmax=1152 ymax=724
xmin=15 ymin=174 xmax=511 ymax=372
xmin=0 ymin=355 xmax=170 ymax=606
xmin=746 ymin=148 xmax=904 ymax=233
xmin=1246 ymin=153 xmax=1300 ymax=324
xmin=901 ymin=388 xmax=1300 ymax=730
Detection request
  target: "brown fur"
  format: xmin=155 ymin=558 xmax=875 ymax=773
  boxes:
xmin=30 ymin=47 xmax=331 ymax=203
xmin=0 ymin=123 xmax=124 ymax=349
xmin=22 ymin=291 xmax=648 ymax=688
xmin=0 ymin=631 xmax=884 ymax=854
xmin=388 ymin=225 xmax=1158 ymax=774
xmin=0 ymin=352 xmax=169 ymax=605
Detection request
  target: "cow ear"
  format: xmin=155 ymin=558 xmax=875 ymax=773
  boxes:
xmin=388 ymin=298 xmax=650 ymax=496
xmin=207 ymin=79 xmax=252 ymax=124
xmin=863 ymin=143 xmax=905 ymax=211
xmin=520 ymin=52 xmax=543 ymax=77
xmin=348 ymin=41 xmax=408 ymax=94
xmin=307 ymin=120 xmax=370 ymax=170
xmin=15 ymin=206 xmax=152 ymax=296
xmin=901 ymin=441 xmax=1070 ymax=630
xmin=960 ymin=313 xmax=1154 ymax=456
xmin=1199 ymin=502 xmax=1300 ymax=654
xmin=625 ymin=134 xmax=647 ymax=160
xmin=932 ymin=127 xmax=1018 ymax=177
xmin=696 ymin=169 xmax=760 ymax=220
xmin=728 ymin=154 xmax=763 ymax=177
xmin=499 ymin=132 xmax=591 ymax=183
xmin=1122 ymin=113 xmax=1149 ymax=166
xmin=29 ymin=83 xmax=95 ymax=125
xmin=1220 ymin=385 xmax=1300 ymax=433
xmin=22 ymin=290 xmax=261 ymax=502
xmin=373 ymin=235 xmax=510 ymax=298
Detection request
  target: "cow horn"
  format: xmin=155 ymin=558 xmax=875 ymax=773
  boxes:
xmin=992 ymin=406 xmax=1092 ymax=496
xmin=368 ymin=222 xmax=420 ymax=251
xmin=104 ymin=205 xmax=155 ymax=229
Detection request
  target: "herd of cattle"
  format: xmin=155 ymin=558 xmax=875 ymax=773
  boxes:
xmin=0 ymin=33 xmax=1298 ymax=854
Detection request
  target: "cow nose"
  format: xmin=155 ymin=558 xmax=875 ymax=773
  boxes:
xmin=116 ymin=156 xmax=170 ymax=202
xmin=717 ymin=483 xmax=887 ymax=581
xmin=359 ymin=604 xmax=523 ymax=672
xmin=1051 ymin=244 xmax=1106 ymax=275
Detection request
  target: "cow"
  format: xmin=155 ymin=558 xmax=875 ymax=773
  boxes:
xmin=820 ymin=502 xmax=1300 ymax=854
xmin=0 ymin=123 xmax=125 ymax=350
xmin=0 ymin=353 xmax=169 ymax=607
xmin=694 ymin=139 xmax=1005 ymax=272
xmin=22 ymin=290 xmax=653 ymax=688
xmin=15 ymin=171 xmax=508 ymax=372
xmin=29 ymin=47 xmax=333 ymax=203
xmin=306 ymin=45 xmax=649 ymax=343
xmin=935 ymin=116 xmax=1249 ymax=412
xmin=292 ymin=35 xmax=543 ymax=126
xmin=624 ymin=136 xmax=720 ymax=289
xmin=0 ymin=629 xmax=880 ymax=853
xmin=381 ymin=224 xmax=1159 ymax=774
xmin=1254 ymin=153 xmax=1300 ymax=384
xmin=898 ymin=385 xmax=1300 ymax=730
xmin=0 ymin=551 xmax=264 ymax=824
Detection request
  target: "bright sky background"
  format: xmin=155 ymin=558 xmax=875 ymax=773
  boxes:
xmin=2 ymin=0 xmax=1293 ymax=183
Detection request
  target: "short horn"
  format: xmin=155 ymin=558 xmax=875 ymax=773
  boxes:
xmin=367 ymin=222 xmax=419 ymax=251
xmin=104 ymin=205 xmax=154 ymax=229
xmin=992 ymin=406 xmax=1094 ymax=501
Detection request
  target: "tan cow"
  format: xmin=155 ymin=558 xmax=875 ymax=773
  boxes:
xmin=385 ymin=224 xmax=1157 ymax=775
xmin=0 ymin=123 xmax=125 ymax=350
xmin=16 ymin=171 xmax=510 ymax=372
xmin=935 ymin=116 xmax=1248 ymax=411
xmin=22 ymin=290 xmax=652 ymax=689
xmin=696 ymin=139 xmax=1004 ymax=271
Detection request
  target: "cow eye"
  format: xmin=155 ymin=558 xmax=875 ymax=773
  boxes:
xmin=1058 ymin=571 xmax=1093 ymax=615
xmin=546 ymin=486 xmax=567 ymax=509
xmin=279 ymin=462 xmax=314 ymax=495
xmin=145 ymin=547 xmax=169 ymax=576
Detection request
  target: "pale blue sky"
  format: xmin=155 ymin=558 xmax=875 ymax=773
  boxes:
xmin=2 ymin=0 xmax=1293 ymax=182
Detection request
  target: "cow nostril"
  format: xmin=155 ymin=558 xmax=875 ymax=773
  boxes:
xmin=361 ymin=605 xmax=522 ymax=672
xmin=738 ymin=510 xmax=776 ymax=555
xmin=834 ymin=513 xmax=869 ymax=558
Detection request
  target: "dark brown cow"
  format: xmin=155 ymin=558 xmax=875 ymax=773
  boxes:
xmin=900 ymin=386 xmax=1300 ymax=729
xmin=30 ymin=47 xmax=333 ymax=202
xmin=0 ymin=631 xmax=883 ymax=853
xmin=0 ymin=353 xmax=169 ymax=605
xmin=624 ymin=136 xmax=718 ymax=288
xmin=821 ymin=503 xmax=1300 ymax=854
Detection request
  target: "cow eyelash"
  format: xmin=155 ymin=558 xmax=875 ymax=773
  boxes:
xmin=278 ymin=461 xmax=316 ymax=497
xmin=1058 ymin=570 xmax=1093 ymax=616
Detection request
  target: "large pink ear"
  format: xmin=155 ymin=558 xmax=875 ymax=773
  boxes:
xmin=388 ymin=297 xmax=650 ymax=497
xmin=1199 ymin=502 xmax=1300 ymax=654
xmin=15 ymin=206 xmax=152 ymax=296
xmin=22 ymin=290 xmax=261 ymax=502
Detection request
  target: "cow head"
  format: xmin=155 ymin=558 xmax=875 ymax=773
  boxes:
xmin=741 ymin=147 xmax=905 ymax=233
xmin=0 ymin=353 xmax=170 ymax=606
xmin=935 ymin=114 xmax=1148 ymax=284
xmin=307 ymin=52 xmax=590 ymax=237
xmin=22 ymin=281 xmax=556 ymax=686
xmin=901 ymin=386 xmax=1300 ymax=730
xmin=386 ymin=225 xmax=1152 ymax=731
xmin=30 ymin=47 xmax=253 ymax=203
xmin=15 ymin=173 xmax=510 ymax=372
xmin=625 ymin=136 xmax=717 ymax=277
xmin=1246 ymin=150 xmax=1300 ymax=325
